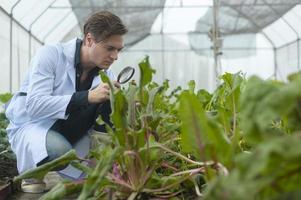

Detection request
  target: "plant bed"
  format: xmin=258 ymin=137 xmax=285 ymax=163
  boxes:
xmin=0 ymin=94 xmax=18 ymax=200
xmin=0 ymin=156 xmax=18 ymax=180
xmin=0 ymin=144 xmax=18 ymax=200
xmin=3 ymin=61 xmax=301 ymax=200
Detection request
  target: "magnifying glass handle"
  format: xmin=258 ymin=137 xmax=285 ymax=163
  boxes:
xmin=115 ymin=81 xmax=121 ymax=89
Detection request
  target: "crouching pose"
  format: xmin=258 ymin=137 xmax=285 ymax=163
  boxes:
xmin=5 ymin=11 xmax=127 ymax=193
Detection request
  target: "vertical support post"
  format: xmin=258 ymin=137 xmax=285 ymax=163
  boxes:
xmin=160 ymin=8 xmax=165 ymax=83
xmin=274 ymin=47 xmax=278 ymax=79
xmin=17 ymin=29 xmax=20 ymax=88
xmin=9 ymin=14 xmax=13 ymax=93
xmin=212 ymin=0 xmax=221 ymax=84
xmin=9 ymin=0 xmax=22 ymax=93
xmin=297 ymin=38 xmax=301 ymax=70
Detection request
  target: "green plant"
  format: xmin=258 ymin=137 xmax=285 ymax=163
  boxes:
xmin=0 ymin=93 xmax=15 ymax=160
xmin=12 ymin=61 xmax=301 ymax=200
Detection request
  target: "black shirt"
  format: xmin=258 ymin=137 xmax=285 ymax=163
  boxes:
xmin=74 ymin=39 xmax=100 ymax=91
xmin=50 ymin=39 xmax=102 ymax=144
xmin=65 ymin=39 xmax=100 ymax=114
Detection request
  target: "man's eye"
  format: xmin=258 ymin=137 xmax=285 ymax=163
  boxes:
xmin=106 ymin=46 xmax=115 ymax=51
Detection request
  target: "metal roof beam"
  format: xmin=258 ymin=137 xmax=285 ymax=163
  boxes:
xmin=42 ymin=10 xmax=72 ymax=42
xmin=123 ymin=47 xmax=273 ymax=52
xmin=49 ymin=3 xmax=301 ymax=9
xmin=223 ymin=1 xmax=278 ymax=78
xmin=0 ymin=7 xmax=43 ymax=44
xmin=263 ymin=0 xmax=300 ymax=69
xmin=28 ymin=0 xmax=57 ymax=59
xmin=223 ymin=2 xmax=276 ymax=46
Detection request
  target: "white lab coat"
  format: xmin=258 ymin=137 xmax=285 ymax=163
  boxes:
xmin=5 ymin=38 xmax=115 ymax=178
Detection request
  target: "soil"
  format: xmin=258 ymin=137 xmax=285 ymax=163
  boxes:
xmin=0 ymin=156 xmax=18 ymax=180
xmin=0 ymin=155 xmax=18 ymax=200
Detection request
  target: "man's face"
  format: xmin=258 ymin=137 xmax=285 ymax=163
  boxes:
xmin=88 ymin=34 xmax=124 ymax=69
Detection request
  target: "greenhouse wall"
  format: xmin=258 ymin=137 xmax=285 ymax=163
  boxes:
xmin=1 ymin=1 xmax=301 ymax=94
xmin=112 ymin=34 xmax=214 ymax=91
xmin=0 ymin=9 xmax=42 ymax=94
xmin=0 ymin=10 xmax=10 ymax=93
xmin=221 ymin=48 xmax=275 ymax=80
xmin=276 ymin=40 xmax=300 ymax=80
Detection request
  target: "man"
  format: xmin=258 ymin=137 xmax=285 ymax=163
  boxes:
xmin=5 ymin=11 xmax=127 ymax=193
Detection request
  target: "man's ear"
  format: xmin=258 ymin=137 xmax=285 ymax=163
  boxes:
xmin=85 ymin=33 xmax=93 ymax=47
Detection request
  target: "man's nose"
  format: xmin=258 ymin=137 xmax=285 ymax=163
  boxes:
xmin=110 ymin=50 xmax=118 ymax=60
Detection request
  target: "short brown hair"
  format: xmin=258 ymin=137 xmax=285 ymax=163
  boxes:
xmin=83 ymin=11 xmax=128 ymax=42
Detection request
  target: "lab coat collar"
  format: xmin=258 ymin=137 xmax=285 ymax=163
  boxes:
xmin=62 ymin=38 xmax=78 ymax=64
xmin=63 ymin=38 xmax=101 ymax=90
xmin=62 ymin=38 xmax=77 ymax=89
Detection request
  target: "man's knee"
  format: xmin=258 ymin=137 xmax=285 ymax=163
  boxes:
xmin=42 ymin=130 xmax=73 ymax=170
xmin=49 ymin=143 xmax=72 ymax=159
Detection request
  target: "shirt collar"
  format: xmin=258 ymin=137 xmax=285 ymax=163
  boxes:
xmin=74 ymin=38 xmax=99 ymax=77
xmin=74 ymin=38 xmax=82 ymax=68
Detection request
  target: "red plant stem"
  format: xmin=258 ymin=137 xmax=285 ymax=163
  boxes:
xmin=161 ymin=161 xmax=179 ymax=172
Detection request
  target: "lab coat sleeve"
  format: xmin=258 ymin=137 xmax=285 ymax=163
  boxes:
xmin=26 ymin=45 xmax=72 ymax=121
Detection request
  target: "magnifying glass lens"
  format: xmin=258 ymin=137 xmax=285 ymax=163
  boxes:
xmin=117 ymin=66 xmax=135 ymax=84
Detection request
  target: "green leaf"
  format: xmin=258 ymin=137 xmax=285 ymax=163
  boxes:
xmin=70 ymin=161 xmax=92 ymax=174
xmin=188 ymin=80 xmax=195 ymax=94
xmin=240 ymin=75 xmax=301 ymax=144
xmin=111 ymin=90 xmax=128 ymax=146
xmin=197 ymin=89 xmax=212 ymax=108
xmin=139 ymin=56 xmax=155 ymax=88
xmin=0 ymin=93 xmax=13 ymax=104
xmin=204 ymin=134 xmax=301 ymax=200
xmin=287 ymin=71 xmax=301 ymax=82
xmin=179 ymin=91 xmax=233 ymax=167
xmin=112 ymin=90 xmax=128 ymax=130
xmin=220 ymin=72 xmax=244 ymax=94
xmin=126 ymin=84 xmax=139 ymax=129
xmin=40 ymin=180 xmax=84 ymax=200
xmin=78 ymin=147 xmax=120 ymax=200
xmin=99 ymin=70 xmax=115 ymax=110
xmin=14 ymin=150 xmax=78 ymax=181
xmin=146 ymin=86 xmax=163 ymax=114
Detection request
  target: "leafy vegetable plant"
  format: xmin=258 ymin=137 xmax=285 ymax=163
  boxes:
xmin=13 ymin=59 xmax=301 ymax=200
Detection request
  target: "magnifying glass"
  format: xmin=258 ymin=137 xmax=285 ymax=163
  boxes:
xmin=117 ymin=66 xmax=135 ymax=84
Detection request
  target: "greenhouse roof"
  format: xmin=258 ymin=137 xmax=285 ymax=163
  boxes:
xmin=1 ymin=0 xmax=301 ymax=49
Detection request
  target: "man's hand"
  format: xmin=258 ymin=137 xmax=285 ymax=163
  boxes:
xmin=88 ymin=83 xmax=110 ymax=103
xmin=113 ymin=81 xmax=121 ymax=89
